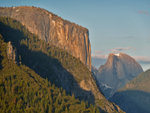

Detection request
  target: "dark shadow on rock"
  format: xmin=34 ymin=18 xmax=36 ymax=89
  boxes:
xmin=109 ymin=90 xmax=150 ymax=113
xmin=0 ymin=21 xmax=95 ymax=105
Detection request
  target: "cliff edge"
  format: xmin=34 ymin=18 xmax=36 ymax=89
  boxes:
xmin=0 ymin=6 xmax=91 ymax=70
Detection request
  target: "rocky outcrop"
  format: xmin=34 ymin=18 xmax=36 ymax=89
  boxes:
xmin=94 ymin=53 xmax=143 ymax=98
xmin=0 ymin=11 xmax=124 ymax=113
xmin=0 ymin=6 xmax=91 ymax=70
xmin=7 ymin=41 xmax=17 ymax=63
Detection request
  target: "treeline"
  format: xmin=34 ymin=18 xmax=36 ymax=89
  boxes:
xmin=0 ymin=16 xmax=91 ymax=83
xmin=0 ymin=35 xmax=99 ymax=113
xmin=0 ymin=17 xmax=100 ymax=112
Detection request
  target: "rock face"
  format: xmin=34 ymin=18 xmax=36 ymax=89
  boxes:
xmin=0 ymin=15 xmax=124 ymax=113
xmin=94 ymin=53 xmax=143 ymax=98
xmin=0 ymin=6 xmax=91 ymax=70
xmin=7 ymin=41 xmax=17 ymax=63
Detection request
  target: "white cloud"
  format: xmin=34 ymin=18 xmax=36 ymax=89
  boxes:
xmin=92 ymin=53 xmax=150 ymax=64
xmin=133 ymin=56 xmax=150 ymax=64
xmin=92 ymin=53 xmax=150 ymax=70
xmin=91 ymin=54 xmax=107 ymax=59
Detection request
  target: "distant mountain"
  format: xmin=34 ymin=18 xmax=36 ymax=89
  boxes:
xmin=110 ymin=69 xmax=150 ymax=113
xmin=0 ymin=16 xmax=124 ymax=113
xmin=92 ymin=57 xmax=106 ymax=69
xmin=122 ymin=69 xmax=150 ymax=92
xmin=93 ymin=53 xmax=143 ymax=98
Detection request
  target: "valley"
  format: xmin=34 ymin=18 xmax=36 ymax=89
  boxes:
xmin=0 ymin=1 xmax=149 ymax=113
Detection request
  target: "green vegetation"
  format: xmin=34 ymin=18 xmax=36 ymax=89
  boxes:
xmin=0 ymin=34 xmax=99 ymax=113
xmin=0 ymin=16 xmax=124 ymax=113
xmin=0 ymin=16 xmax=97 ymax=105
xmin=0 ymin=17 xmax=102 ymax=112
xmin=110 ymin=69 xmax=150 ymax=113
xmin=120 ymin=69 xmax=150 ymax=92
xmin=0 ymin=16 xmax=91 ymax=83
xmin=110 ymin=90 xmax=150 ymax=113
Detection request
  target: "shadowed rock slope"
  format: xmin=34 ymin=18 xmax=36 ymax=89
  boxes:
xmin=0 ymin=34 xmax=100 ymax=113
xmin=0 ymin=6 xmax=91 ymax=69
xmin=0 ymin=17 xmax=124 ymax=113
xmin=94 ymin=53 xmax=143 ymax=98
xmin=110 ymin=69 xmax=150 ymax=113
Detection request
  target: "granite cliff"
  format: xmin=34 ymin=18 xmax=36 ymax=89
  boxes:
xmin=0 ymin=15 xmax=124 ymax=112
xmin=0 ymin=6 xmax=91 ymax=70
xmin=94 ymin=53 xmax=143 ymax=98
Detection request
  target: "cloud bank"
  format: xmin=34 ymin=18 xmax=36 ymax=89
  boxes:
xmin=92 ymin=54 xmax=150 ymax=70
xmin=91 ymin=54 xmax=107 ymax=59
xmin=92 ymin=54 xmax=150 ymax=64
xmin=133 ymin=56 xmax=150 ymax=64
xmin=92 ymin=47 xmax=150 ymax=69
xmin=110 ymin=47 xmax=135 ymax=53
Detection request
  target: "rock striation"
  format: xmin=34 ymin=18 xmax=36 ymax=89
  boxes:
xmin=0 ymin=6 xmax=91 ymax=70
xmin=94 ymin=53 xmax=143 ymax=98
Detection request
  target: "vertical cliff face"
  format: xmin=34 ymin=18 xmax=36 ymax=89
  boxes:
xmin=0 ymin=16 xmax=124 ymax=112
xmin=94 ymin=53 xmax=143 ymax=98
xmin=0 ymin=6 xmax=91 ymax=69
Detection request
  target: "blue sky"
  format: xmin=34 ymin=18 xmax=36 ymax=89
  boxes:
xmin=0 ymin=0 xmax=150 ymax=70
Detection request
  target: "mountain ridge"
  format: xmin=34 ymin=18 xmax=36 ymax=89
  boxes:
xmin=0 ymin=35 xmax=101 ymax=113
xmin=0 ymin=16 xmax=124 ymax=113
xmin=120 ymin=69 xmax=150 ymax=92
xmin=0 ymin=6 xmax=91 ymax=70
xmin=93 ymin=52 xmax=143 ymax=98
xmin=110 ymin=69 xmax=150 ymax=113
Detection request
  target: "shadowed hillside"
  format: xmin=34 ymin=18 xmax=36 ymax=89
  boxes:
xmin=0 ymin=17 xmax=95 ymax=105
xmin=110 ymin=90 xmax=150 ymax=113
xmin=110 ymin=69 xmax=150 ymax=113
xmin=0 ymin=17 xmax=124 ymax=113
xmin=0 ymin=35 xmax=100 ymax=113
xmin=0 ymin=6 xmax=91 ymax=70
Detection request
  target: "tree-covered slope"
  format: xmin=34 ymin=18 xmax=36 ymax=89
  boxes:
xmin=0 ymin=6 xmax=91 ymax=70
xmin=110 ymin=69 xmax=150 ymax=113
xmin=0 ymin=17 xmax=124 ymax=113
xmin=0 ymin=35 xmax=100 ymax=113
xmin=121 ymin=69 xmax=150 ymax=92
